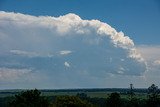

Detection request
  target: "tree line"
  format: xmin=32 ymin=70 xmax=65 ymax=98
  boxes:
xmin=1 ymin=84 xmax=160 ymax=107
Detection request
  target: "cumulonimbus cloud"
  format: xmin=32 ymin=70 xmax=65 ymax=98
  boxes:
xmin=0 ymin=11 xmax=147 ymax=86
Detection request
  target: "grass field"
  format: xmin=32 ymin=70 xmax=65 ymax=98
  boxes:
xmin=42 ymin=92 xmax=146 ymax=99
xmin=0 ymin=88 xmax=148 ymax=99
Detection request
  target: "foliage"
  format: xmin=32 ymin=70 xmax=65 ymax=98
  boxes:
xmin=147 ymin=84 xmax=160 ymax=107
xmin=76 ymin=93 xmax=88 ymax=100
xmin=9 ymin=89 xmax=49 ymax=107
xmin=148 ymin=84 xmax=159 ymax=98
xmin=106 ymin=92 xmax=122 ymax=107
xmin=52 ymin=95 xmax=94 ymax=107
xmin=88 ymin=97 xmax=106 ymax=107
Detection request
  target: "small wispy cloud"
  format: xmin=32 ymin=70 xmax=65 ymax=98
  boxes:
xmin=10 ymin=50 xmax=39 ymax=57
xmin=60 ymin=50 xmax=72 ymax=55
xmin=154 ymin=60 xmax=160 ymax=65
xmin=0 ymin=68 xmax=32 ymax=82
xmin=64 ymin=61 xmax=70 ymax=67
xmin=10 ymin=50 xmax=54 ymax=58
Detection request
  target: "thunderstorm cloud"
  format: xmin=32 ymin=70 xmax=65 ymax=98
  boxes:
xmin=0 ymin=11 xmax=147 ymax=88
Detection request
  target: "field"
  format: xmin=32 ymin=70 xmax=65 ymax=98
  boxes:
xmin=0 ymin=88 xmax=148 ymax=99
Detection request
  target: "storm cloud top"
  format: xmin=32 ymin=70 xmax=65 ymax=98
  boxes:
xmin=0 ymin=11 xmax=147 ymax=88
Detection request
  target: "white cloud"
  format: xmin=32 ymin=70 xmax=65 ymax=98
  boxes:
xmin=121 ymin=59 xmax=125 ymax=61
xmin=0 ymin=11 xmax=143 ymax=62
xmin=10 ymin=50 xmax=39 ymax=57
xmin=154 ymin=60 xmax=160 ymax=65
xmin=0 ymin=11 xmax=148 ymax=88
xmin=117 ymin=70 xmax=124 ymax=74
xmin=64 ymin=61 xmax=70 ymax=67
xmin=10 ymin=50 xmax=54 ymax=58
xmin=60 ymin=50 xmax=72 ymax=55
xmin=0 ymin=68 xmax=32 ymax=82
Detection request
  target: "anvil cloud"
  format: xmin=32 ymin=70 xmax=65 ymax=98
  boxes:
xmin=0 ymin=11 xmax=147 ymax=88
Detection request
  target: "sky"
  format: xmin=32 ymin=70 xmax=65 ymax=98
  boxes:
xmin=0 ymin=0 xmax=160 ymax=89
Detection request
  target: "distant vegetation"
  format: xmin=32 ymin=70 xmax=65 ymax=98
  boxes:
xmin=0 ymin=84 xmax=160 ymax=107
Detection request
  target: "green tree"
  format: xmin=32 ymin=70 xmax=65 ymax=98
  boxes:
xmin=76 ymin=93 xmax=88 ymax=100
xmin=129 ymin=97 xmax=140 ymax=107
xmin=147 ymin=84 xmax=160 ymax=107
xmin=9 ymin=89 xmax=49 ymax=107
xmin=106 ymin=92 xmax=122 ymax=107
xmin=52 ymin=95 xmax=93 ymax=107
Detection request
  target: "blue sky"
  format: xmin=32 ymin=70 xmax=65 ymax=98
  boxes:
xmin=0 ymin=0 xmax=160 ymax=45
xmin=0 ymin=0 xmax=160 ymax=89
